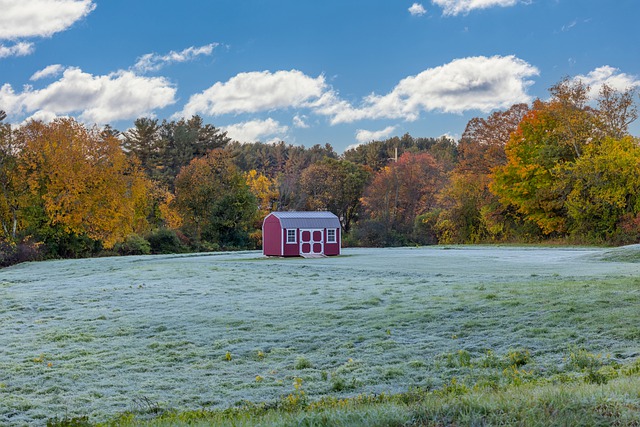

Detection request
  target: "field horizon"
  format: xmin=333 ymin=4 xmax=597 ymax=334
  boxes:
xmin=1 ymin=245 xmax=639 ymax=425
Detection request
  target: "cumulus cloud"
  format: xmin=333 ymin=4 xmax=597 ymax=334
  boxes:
xmin=23 ymin=109 xmax=60 ymax=123
xmin=355 ymin=126 xmax=397 ymax=143
xmin=178 ymin=69 xmax=328 ymax=118
xmin=0 ymin=42 xmax=34 ymax=58
xmin=293 ymin=114 xmax=310 ymax=128
xmin=0 ymin=67 xmax=176 ymax=124
xmin=223 ymin=118 xmax=288 ymax=144
xmin=432 ymin=0 xmax=519 ymax=16
xmin=133 ymin=43 xmax=218 ymax=73
xmin=574 ymin=66 xmax=640 ymax=99
xmin=0 ymin=0 xmax=96 ymax=39
xmin=409 ymin=3 xmax=427 ymax=16
xmin=175 ymin=57 xmax=537 ymax=127
xmin=30 ymin=64 xmax=66 ymax=80
xmin=324 ymin=55 xmax=538 ymax=124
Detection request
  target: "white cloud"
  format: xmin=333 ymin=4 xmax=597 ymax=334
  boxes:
xmin=440 ymin=132 xmax=458 ymax=142
xmin=0 ymin=42 xmax=34 ymax=58
xmin=293 ymin=114 xmax=309 ymax=128
xmin=133 ymin=43 xmax=218 ymax=73
xmin=561 ymin=20 xmax=577 ymax=32
xmin=223 ymin=118 xmax=288 ymax=144
xmin=355 ymin=126 xmax=397 ymax=143
xmin=23 ymin=110 xmax=60 ymax=123
xmin=574 ymin=66 xmax=640 ymax=99
xmin=325 ymin=55 xmax=538 ymax=124
xmin=0 ymin=0 xmax=96 ymax=39
xmin=178 ymin=69 xmax=328 ymax=118
xmin=409 ymin=3 xmax=427 ymax=16
xmin=176 ymin=57 xmax=536 ymax=128
xmin=30 ymin=64 xmax=66 ymax=80
xmin=0 ymin=67 xmax=176 ymax=124
xmin=432 ymin=0 xmax=519 ymax=16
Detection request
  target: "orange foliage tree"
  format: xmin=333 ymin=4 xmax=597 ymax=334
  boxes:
xmin=360 ymin=152 xmax=444 ymax=244
xmin=491 ymin=79 xmax=639 ymax=240
xmin=437 ymin=104 xmax=529 ymax=243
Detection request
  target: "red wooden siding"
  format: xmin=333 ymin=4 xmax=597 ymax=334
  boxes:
xmin=283 ymin=228 xmax=300 ymax=256
xmin=262 ymin=215 xmax=283 ymax=256
xmin=324 ymin=228 xmax=341 ymax=256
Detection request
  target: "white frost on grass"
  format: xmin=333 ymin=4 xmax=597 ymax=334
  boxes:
xmin=0 ymin=246 xmax=639 ymax=424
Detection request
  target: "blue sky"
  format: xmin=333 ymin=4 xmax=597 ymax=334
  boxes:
xmin=1 ymin=0 xmax=639 ymax=152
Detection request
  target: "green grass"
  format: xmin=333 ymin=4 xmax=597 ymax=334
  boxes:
xmin=51 ymin=361 xmax=640 ymax=426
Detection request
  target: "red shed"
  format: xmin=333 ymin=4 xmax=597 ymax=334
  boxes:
xmin=262 ymin=211 xmax=341 ymax=257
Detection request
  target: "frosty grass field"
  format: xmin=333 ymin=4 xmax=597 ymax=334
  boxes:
xmin=1 ymin=245 xmax=640 ymax=424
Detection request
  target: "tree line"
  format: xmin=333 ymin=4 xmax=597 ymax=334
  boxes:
xmin=0 ymin=77 xmax=638 ymax=265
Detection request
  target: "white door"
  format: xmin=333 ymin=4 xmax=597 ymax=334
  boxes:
xmin=300 ymin=229 xmax=323 ymax=255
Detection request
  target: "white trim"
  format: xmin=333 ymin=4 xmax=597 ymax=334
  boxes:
xmin=327 ymin=228 xmax=337 ymax=243
xmin=286 ymin=228 xmax=297 ymax=244
xmin=299 ymin=228 xmax=324 ymax=255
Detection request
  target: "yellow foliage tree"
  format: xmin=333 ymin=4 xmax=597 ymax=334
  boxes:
xmin=15 ymin=119 xmax=151 ymax=248
xmin=245 ymin=169 xmax=279 ymax=217
xmin=156 ymin=186 xmax=183 ymax=229
xmin=243 ymin=169 xmax=278 ymax=246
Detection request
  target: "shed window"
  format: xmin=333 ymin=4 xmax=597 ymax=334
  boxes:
xmin=327 ymin=229 xmax=337 ymax=243
xmin=286 ymin=229 xmax=297 ymax=244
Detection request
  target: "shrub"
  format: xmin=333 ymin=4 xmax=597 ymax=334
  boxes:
xmin=294 ymin=356 xmax=313 ymax=370
xmin=146 ymin=228 xmax=184 ymax=254
xmin=352 ymin=220 xmax=408 ymax=247
xmin=567 ymin=348 xmax=603 ymax=371
xmin=0 ymin=237 xmax=46 ymax=267
xmin=46 ymin=232 xmax=102 ymax=259
xmin=507 ymin=349 xmax=531 ymax=367
xmin=114 ymin=234 xmax=151 ymax=256
xmin=46 ymin=416 xmax=91 ymax=427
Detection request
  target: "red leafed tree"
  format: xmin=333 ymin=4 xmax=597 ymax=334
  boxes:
xmin=360 ymin=152 xmax=444 ymax=241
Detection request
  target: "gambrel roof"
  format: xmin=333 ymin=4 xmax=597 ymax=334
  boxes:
xmin=269 ymin=211 xmax=340 ymax=229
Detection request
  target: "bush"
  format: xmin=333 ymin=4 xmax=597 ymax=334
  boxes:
xmin=294 ymin=356 xmax=313 ymax=370
xmin=114 ymin=234 xmax=151 ymax=256
xmin=351 ymin=220 xmax=408 ymax=247
xmin=146 ymin=228 xmax=184 ymax=254
xmin=0 ymin=237 xmax=46 ymax=267
xmin=45 ymin=232 xmax=102 ymax=259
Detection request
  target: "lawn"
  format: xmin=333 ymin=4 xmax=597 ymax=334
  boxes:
xmin=1 ymin=246 xmax=639 ymax=425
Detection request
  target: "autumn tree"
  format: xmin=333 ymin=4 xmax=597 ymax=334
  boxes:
xmin=298 ymin=158 xmax=371 ymax=233
xmin=245 ymin=169 xmax=279 ymax=216
xmin=436 ymin=104 xmax=529 ymax=243
xmin=359 ymin=152 xmax=444 ymax=245
xmin=343 ymin=133 xmax=457 ymax=172
xmin=275 ymin=143 xmax=337 ymax=211
xmin=0 ymin=111 xmax=22 ymax=240
xmin=245 ymin=169 xmax=279 ymax=245
xmin=595 ymin=84 xmax=638 ymax=139
xmin=13 ymin=119 xmax=151 ymax=252
xmin=491 ymin=79 xmax=639 ymax=239
xmin=173 ymin=149 xmax=257 ymax=249
xmin=456 ymin=104 xmax=529 ymax=175
xmin=563 ymin=136 xmax=640 ymax=241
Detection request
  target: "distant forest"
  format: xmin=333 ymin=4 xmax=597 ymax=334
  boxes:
xmin=1 ymin=77 xmax=639 ymax=265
